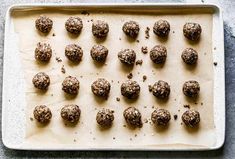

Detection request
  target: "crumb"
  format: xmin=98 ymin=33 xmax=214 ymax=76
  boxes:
xmin=127 ymin=72 xmax=133 ymax=79
xmin=80 ymin=75 xmax=83 ymax=78
xmin=214 ymin=47 xmax=216 ymax=50
xmin=52 ymin=33 xmax=56 ymax=36
xmin=81 ymin=10 xmax=90 ymax=15
xmin=152 ymin=105 xmax=154 ymax=109
xmin=144 ymin=106 xmax=147 ymax=108
xmin=136 ymin=40 xmax=140 ymax=43
xmin=93 ymin=137 xmax=96 ymax=140
xmin=148 ymin=85 xmax=153 ymax=92
xmin=61 ymin=65 xmax=66 ymax=74
xmin=117 ymin=81 xmax=120 ymax=84
xmin=144 ymin=134 xmax=146 ymax=136
xmin=73 ymin=139 xmax=76 ymax=142
xmin=96 ymin=73 xmax=99 ymax=75
xmin=180 ymin=122 xmax=183 ymax=125
xmin=172 ymin=31 xmax=175 ymax=33
xmin=134 ymin=134 xmax=137 ymax=137
xmin=204 ymin=52 xmax=207 ymax=55
xmin=119 ymin=38 xmax=121 ymax=40
xmin=178 ymin=109 xmax=180 ymax=112
xmin=214 ymin=62 xmax=217 ymax=66
xmin=137 ymin=72 xmax=140 ymax=75
xmin=201 ymin=0 xmax=204 ymax=2
xmin=136 ymin=60 xmax=143 ymax=65
xmin=195 ymin=102 xmax=198 ymax=105
xmin=141 ymin=46 xmax=148 ymax=54
xmin=94 ymin=108 xmax=97 ymax=110
xmin=30 ymin=117 xmax=33 ymax=121
xmin=174 ymin=115 xmax=178 ymax=120
xmin=184 ymin=104 xmax=190 ymax=109
xmin=174 ymin=99 xmax=176 ymax=101
xmin=143 ymin=118 xmax=148 ymax=123
xmin=111 ymin=80 xmax=114 ymax=83
xmin=143 ymin=75 xmax=147 ymax=82
xmin=130 ymin=138 xmax=132 ymax=141
xmin=145 ymin=27 xmax=150 ymax=39
xmin=51 ymin=94 xmax=53 ymax=96
xmin=116 ymin=97 xmax=120 ymax=102
xmin=87 ymin=20 xmax=90 ymax=22
xmin=123 ymin=124 xmax=127 ymax=127
xmin=113 ymin=137 xmax=116 ymax=140
xmin=91 ymin=19 xmax=93 ymax=22
xmin=89 ymin=131 xmax=92 ymax=134
xmin=56 ymin=57 xmax=62 ymax=62
xmin=201 ymin=102 xmax=203 ymax=105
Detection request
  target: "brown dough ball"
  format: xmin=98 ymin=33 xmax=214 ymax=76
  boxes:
xmin=121 ymin=80 xmax=140 ymax=99
xmin=183 ymin=80 xmax=200 ymax=97
xmin=65 ymin=44 xmax=83 ymax=62
xmin=65 ymin=17 xmax=83 ymax=34
xmin=183 ymin=22 xmax=202 ymax=41
xmin=92 ymin=20 xmax=109 ymax=38
xmin=35 ymin=15 xmax=53 ymax=33
xmin=122 ymin=21 xmax=140 ymax=38
xmin=152 ymin=80 xmax=170 ymax=99
xmin=35 ymin=42 xmax=52 ymax=62
xmin=181 ymin=48 xmax=198 ymax=65
xmin=91 ymin=78 xmax=111 ymax=98
xmin=32 ymin=72 xmax=50 ymax=90
xmin=182 ymin=110 xmax=200 ymax=127
xmin=61 ymin=104 xmax=81 ymax=123
xmin=151 ymin=109 xmax=171 ymax=126
xmin=123 ymin=107 xmax=142 ymax=127
xmin=153 ymin=20 xmax=170 ymax=37
xmin=90 ymin=45 xmax=108 ymax=62
xmin=62 ymin=76 xmax=80 ymax=95
xmin=118 ymin=49 xmax=136 ymax=65
xmin=150 ymin=45 xmax=167 ymax=64
xmin=96 ymin=109 xmax=114 ymax=127
xmin=33 ymin=105 xmax=52 ymax=123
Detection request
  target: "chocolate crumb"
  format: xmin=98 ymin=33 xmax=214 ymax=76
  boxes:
xmin=173 ymin=31 xmax=175 ymax=33
xmin=184 ymin=104 xmax=190 ymax=109
xmin=93 ymin=137 xmax=96 ymax=140
xmin=51 ymin=94 xmax=53 ymax=96
xmin=30 ymin=117 xmax=34 ymax=121
xmin=52 ymin=33 xmax=56 ymax=36
xmin=214 ymin=62 xmax=217 ymax=66
xmin=145 ymin=27 xmax=150 ymax=39
xmin=127 ymin=73 xmax=133 ymax=79
xmin=143 ymin=118 xmax=148 ymax=123
xmin=136 ymin=60 xmax=143 ymax=65
xmin=148 ymin=85 xmax=153 ymax=92
xmin=116 ymin=97 xmax=120 ymax=101
xmin=195 ymin=102 xmax=198 ymax=105
xmin=174 ymin=114 xmax=178 ymax=120
xmin=61 ymin=65 xmax=66 ymax=74
xmin=130 ymin=138 xmax=133 ymax=141
xmin=134 ymin=134 xmax=137 ymax=137
xmin=201 ymin=102 xmax=203 ymax=105
xmin=143 ymin=75 xmax=147 ymax=82
xmin=214 ymin=47 xmax=216 ymax=50
xmin=80 ymin=75 xmax=83 ymax=78
xmin=144 ymin=106 xmax=147 ymax=108
xmin=56 ymin=57 xmax=62 ymax=62
xmin=123 ymin=124 xmax=127 ymax=127
xmin=73 ymin=139 xmax=76 ymax=142
xmin=136 ymin=40 xmax=140 ymax=43
xmin=113 ymin=137 xmax=116 ymax=140
xmin=141 ymin=46 xmax=148 ymax=54
xmin=111 ymin=80 xmax=114 ymax=83
xmin=119 ymin=38 xmax=121 ymax=40
xmin=81 ymin=11 xmax=90 ymax=15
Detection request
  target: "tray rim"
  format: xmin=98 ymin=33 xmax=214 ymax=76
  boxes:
xmin=2 ymin=2 xmax=225 ymax=151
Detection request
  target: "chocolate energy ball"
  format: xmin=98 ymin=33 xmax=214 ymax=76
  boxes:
xmin=122 ymin=21 xmax=140 ymax=38
xmin=153 ymin=20 xmax=170 ymax=37
xmin=183 ymin=80 xmax=200 ymax=97
xmin=92 ymin=20 xmax=109 ymax=38
xmin=152 ymin=80 xmax=170 ymax=99
xmin=182 ymin=110 xmax=200 ymax=127
xmin=150 ymin=45 xmax=167 ymax=64
xmin=65 ymin=17 xmax=83 ymax=34
xmin=35 ymin=42 xmax=52 ymax=62
xmin=181 ymin=48 xmax=198 ymax=65
xmin=118 ymin=49 xmax=136 ymax=65
xmin=123 ymin=107 xmax=142 ymax=127
xmin=65 ymin=44 xmax=83 ymax=62
xmin=121 ymin=80 xmax=140 ymax=99
xmin=96 ymin=109 xmax=114 ymax=127
xmin=90 ymin=45 xmax=108 ymax=62
xmin=151 ymin=109 xmax=171 ymax=126
xmin=61 ymin=104 xmax=81 ymax=123
xmin=62 ymin=76 xmax=80 ymax=95
xmin=33 ymin=105 xmax=52 ymax=123
xmin=35 ymin=15 xmax=53 ymax=33
xmin=91 ymin=78 xmax=111 ymax=98
xmin=32 ymin=72 xmax=50 ymax=90
xmin=183 ymin=22 xmax=202 ymax=41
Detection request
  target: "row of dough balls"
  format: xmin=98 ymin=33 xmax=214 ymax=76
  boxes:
xmin=35 ymin=42 xmax=199 ymax=65
xmin=33 ymin=105 xmax=200 ymax=128
xmin=35 ymin=15 xmax=202 ymax=41
xmin=33 ymin=74 xmax=200 ymax=99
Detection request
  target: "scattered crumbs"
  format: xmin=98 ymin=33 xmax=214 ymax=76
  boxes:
xmin=117 ymin=81 xmax=120 ymax=84
xmin=81 ymin=10 xmax=90 ymax=15
xmin=172 ymin=31 xmax=175 ymax=33
xmin=174 ymin=115 xmax=178 ymax=120
xmin=134 ymin=134 xmax=137 ymax=137
xmin=80 ymin=75 xmax=83 ymax=78
xmin=214 ymin=47 xmax=216 ymax=50
xmin=91 ymin=19 xmax=93 ymax=22
xmin=145 ymin=27 xmax=150 ymax=39
xmin=123 ymin=124 xmax=127 ymax=127
xmin=141 ymin=46 xmax=148 ymax=54
xmin=143 ymin=75 xmax=147 ymax=82
xmin=152 ymin=105 xmax=154 ymax=109
xmin=61 ymin=65 xmax=66 ymax=74
xmin=30 ymin=117 xmax=34 ymax=121
xmin=93 ymin=137 xmax=96 ymax=140
xmin=127 ymin=72 xmax=133 ymax=79
xmin=144 ymin=106 xmax=147 ymax=108
xmin=87 ymin=20 xmax=90 ymax=22
xmin=136 ymin=39 xmax=140 ymax=43
xmin=184 ymin=104 xmax=190 ymax=109
xmin=143 ymin=118 xmax=148 ymax=123
xmin=214 ymin=62 xmax=218 ymax=66
xmin=119 ymin=37 xmax=121 ymax=40
xmin=113 ymin=137 xmax=116 ymax=140
xmin=136 ymin=59 xmax=143 ymax=65
xmin=73 ymin=139 xmax=76 ymax=142
xmin=52 ymin=33 xmax=56 ymax=36
xmin=55 ymin=57 xmax=62 ymax=62
xmin=148 ymin=85 xmax=153 ymax=92
xmin=116 ymin=97 xmax=120 ymax=102
xmin=201 ymin=102 xmax=203 ymax=106
xmin=130 ymin=138 xmax=133 ymax=141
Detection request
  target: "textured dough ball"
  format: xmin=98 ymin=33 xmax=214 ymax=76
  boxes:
xmin=35 ymin=42 xmax=52 ymax=62
xmin=153 ymin=20 xmax=170 ymax=37
xmin=151 ymin=109 xmax=171 ymax=126
xmin=91 ymin=78 xmax=111 ymax=98
xmin=181 ymin=48 xmax=198 ymax=65
xmin=65 ymin=17 xmax=83 ymax=34
xmin=92 ymin=20 xmax=109 ymax=38
xmin=35 ymin=15 xmax=53 ymax=33
xmin=65 ymin=44 xmax=83 ymax=62
xmin=152 ymin=80 xmax=170 ymax=99
xmin=90 ymin=45 xmax=108 ymax=62
xmin=123 ymin=107 xmax=142 ymax=127
xmin=33 ymin=105 xmax=52 ymax=123
xmin=182 ymin=110 xmax=200 ymax=127
xmin=183 ymin=22 xmax=202 ymax=41
xmin=150 ymin=45 xmax=167 ymax=64
xmin=62 ymin=76 xmax=80 ymax=95
xmin=118 ymin=49 xmax=136 ymax=65
xmin=61 ymin=104 xmax=81 ymax=123
xmin=96 ymin=109 xmax=114 ymax=127
xmin=32 ymin=72 xmax=50 ymax=90
xmin=183 ymin=80 xmax=200 ymax=97
xmin=121 ymin=80 xmax=140 ymax=99
xmin=122 ymin=21 xmax=140 ymax=38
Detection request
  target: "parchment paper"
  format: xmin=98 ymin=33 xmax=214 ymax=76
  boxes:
xmin=12 ymin=8 xmax=215 ymax=149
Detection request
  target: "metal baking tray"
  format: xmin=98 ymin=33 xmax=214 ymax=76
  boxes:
xmin=2 ymin=3 xmax=225 ymax=151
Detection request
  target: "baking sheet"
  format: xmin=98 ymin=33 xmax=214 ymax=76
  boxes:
xmin=2 ymin=4 xmax=225 ymax=150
